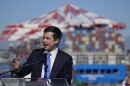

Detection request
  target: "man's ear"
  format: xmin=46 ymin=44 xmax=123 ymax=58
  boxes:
xmin=55 ymin=39 xmax=60 ymax=44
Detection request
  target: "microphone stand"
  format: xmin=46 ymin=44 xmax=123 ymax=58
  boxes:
xmin=0 ymin=61 xmax=41 ymax=76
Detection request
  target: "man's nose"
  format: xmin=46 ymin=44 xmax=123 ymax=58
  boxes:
xmin=43 ymin=38 xmax=47 ymax=42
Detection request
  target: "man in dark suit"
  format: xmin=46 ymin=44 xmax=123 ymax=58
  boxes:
xmin=12 ymin=26 xmax=73 ymax=85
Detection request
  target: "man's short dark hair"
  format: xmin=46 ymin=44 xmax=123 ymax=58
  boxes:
xmin=44 ymin=26 xmax=62 ymax=41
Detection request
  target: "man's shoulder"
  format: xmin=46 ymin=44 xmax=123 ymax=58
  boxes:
xmin=58 ymin=49 xmax=72 ymax=58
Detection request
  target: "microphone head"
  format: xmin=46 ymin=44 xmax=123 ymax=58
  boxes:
xmin=43 ymin=50 xmax=47 ymax=54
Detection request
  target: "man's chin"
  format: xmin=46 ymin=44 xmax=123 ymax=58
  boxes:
xmin=43 ymin=47 xmax=48 ymax=50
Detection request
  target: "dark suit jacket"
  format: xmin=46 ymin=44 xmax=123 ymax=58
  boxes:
xmin=15 ymin=48 xmax=73 ymax=85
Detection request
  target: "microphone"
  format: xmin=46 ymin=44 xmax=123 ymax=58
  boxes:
xmin=21 ymin=60 xmax=41 ymax=68
xmin=43 ymin=50 xmax=48 ymax=78
xmin=43 ymin=50 xmax=47 ymax=65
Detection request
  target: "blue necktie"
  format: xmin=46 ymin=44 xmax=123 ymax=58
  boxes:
xmin=44 ymin=52 xmax=51 ymax=78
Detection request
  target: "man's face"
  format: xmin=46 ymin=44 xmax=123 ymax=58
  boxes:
xmin=43 ymin=32 xmax=59 ymax=52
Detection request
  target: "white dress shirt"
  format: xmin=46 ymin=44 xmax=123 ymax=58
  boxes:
xmin=41 ymin=48 xmax=58 ymax=78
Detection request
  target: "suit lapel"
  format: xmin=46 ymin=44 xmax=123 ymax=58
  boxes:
xmin=50 ymin=49 xmax=62 ymax=77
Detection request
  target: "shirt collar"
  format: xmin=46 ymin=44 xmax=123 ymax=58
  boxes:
xmin=50 ymin=48 xmax=58 ymax=57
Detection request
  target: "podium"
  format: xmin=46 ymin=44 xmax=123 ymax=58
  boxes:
xmin=0 ymin=78 xmax=69 ymax=86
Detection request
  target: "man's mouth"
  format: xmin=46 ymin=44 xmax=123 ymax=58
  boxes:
xmin=43 ymin=44 xmax=48 ymax=47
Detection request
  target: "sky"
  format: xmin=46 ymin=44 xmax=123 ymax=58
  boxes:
xmin=0 ymin=0 xmax=130 ymax=49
